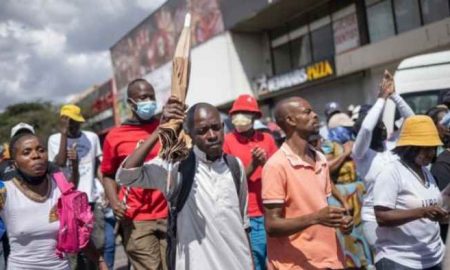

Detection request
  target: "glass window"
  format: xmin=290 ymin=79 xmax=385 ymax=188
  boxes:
xmin=421 ymin=0 xmax=450 ymax=24
xmin=367 ymin=0 xmax=396 ymax=42
xmin=311 ymin=24 xmax=334 ymax=61
xmin=403 ymin=92 xmax=439 ymax=114
xmin=394 ymin=0 xmax=421 ymax=33
xmin=291 ymin=34 xmax=312 ymax=67
xmin=272 ymin=43 xmax=292 ymax=75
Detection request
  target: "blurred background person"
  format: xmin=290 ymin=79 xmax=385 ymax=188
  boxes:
xmin=352 ymin=71 xmax=414 ymax=254
xmin=323 ymin=112 xmax=373 ymax=268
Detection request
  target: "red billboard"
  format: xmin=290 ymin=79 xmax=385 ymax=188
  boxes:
xmin=110 ymin=0 xmax=225 ymax=90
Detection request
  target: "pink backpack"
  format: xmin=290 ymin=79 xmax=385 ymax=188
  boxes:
xmin=53 ymin=172 xmax=94 ymax=258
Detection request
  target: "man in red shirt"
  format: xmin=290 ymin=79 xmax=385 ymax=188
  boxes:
xmin=223 ymin=94 xmax=278 ymax=270
xmin=101 ymin=79 xmax=168 ymax=270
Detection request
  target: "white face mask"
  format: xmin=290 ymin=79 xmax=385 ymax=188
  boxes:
xmin=232 ymin=113 xmax=253 ymax=133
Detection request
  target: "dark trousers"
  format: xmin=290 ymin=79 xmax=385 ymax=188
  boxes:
xmin=376 ymin=258 xmax=441 ymax=270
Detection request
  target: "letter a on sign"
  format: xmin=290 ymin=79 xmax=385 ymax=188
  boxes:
xmin=307 ymin=61 xmax=333 ymax=80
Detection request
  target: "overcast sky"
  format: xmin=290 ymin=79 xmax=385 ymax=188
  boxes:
xmin=0 ymin=0 xmax=167 ymax=111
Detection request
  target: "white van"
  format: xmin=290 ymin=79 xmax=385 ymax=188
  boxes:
xmin=383 ymin=50 xmax=450 ymax=134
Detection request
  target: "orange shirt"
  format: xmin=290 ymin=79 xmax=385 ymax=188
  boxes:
xmin=262 ymin=143 xmax=344 ymax=270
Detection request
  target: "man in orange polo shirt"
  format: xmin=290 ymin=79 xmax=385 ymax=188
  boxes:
xmin=262 ymin=97 xmax=352 ymax=270
xmin=223 ymin=94 xmax=278 ymax=270
xmin=101 ymin=79 xmax=167 ymax=270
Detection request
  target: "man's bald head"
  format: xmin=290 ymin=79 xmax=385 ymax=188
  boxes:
xmin=274 ymin=97 xmax=308 ymax=131
xmin=185 ymin=103 xmax=220 ymax=134
xmin=274 ymin=97 xmax=319 ymax=138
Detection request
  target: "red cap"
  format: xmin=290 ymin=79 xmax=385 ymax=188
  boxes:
xmin=229 ymin=94 xmax=262 ymax=117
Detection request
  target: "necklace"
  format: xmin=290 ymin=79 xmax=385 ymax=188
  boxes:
xmin=13 ymin=176 xmax=51 ymax=203
xmin=400 ymin=160 xmax=430 ymax=188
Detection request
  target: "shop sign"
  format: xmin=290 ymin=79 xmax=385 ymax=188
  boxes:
xmin=92 ymin=92 xmax=114 ymax=114
xmin=306 ymin=60 xmax=334 ymax=80
xmin=333 ymin=13 xmax=360 ymax=54
xmin=253 ymin=60 xmax=334 ymax=95
xmin=86 ymin=108 xmax=114 ymax=126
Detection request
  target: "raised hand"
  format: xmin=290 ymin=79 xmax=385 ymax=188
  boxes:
xmin=59 ymin=115 xmax=70 ymax=135
xmin=161 ymin=96 xmax=187 ymax=124
xmin=343 ymin=141 xmax=354 ymax=157
xmin=379 ymin=70 xmax=395 ymax=99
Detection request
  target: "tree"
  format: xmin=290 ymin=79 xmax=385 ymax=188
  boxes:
xmin=0 ymin=101 xmax=60 ymax=147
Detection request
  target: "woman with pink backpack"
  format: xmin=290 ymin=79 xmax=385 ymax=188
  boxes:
xmin=0 ymin=132 xmax=107 ymax=270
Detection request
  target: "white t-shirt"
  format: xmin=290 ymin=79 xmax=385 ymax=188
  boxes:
xmin=373 ymin=160 xmax=445 ymax=269
xmin=48 ymin=131 xmax=102 ymax=202
xmin=0 ymin=179 xmax=70 ymax=270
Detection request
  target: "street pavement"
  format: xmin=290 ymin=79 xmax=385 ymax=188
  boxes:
xmin=114 ymin=244 xmax=130 ymax=270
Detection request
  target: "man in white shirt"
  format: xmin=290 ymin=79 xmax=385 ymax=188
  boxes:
xmin=117 ymin=98 xmax=253 ymax=270
xmin=47 ymin=104 xmax=103 ymax=269
xmin=48 ymin=105 xmax=103 ymax=202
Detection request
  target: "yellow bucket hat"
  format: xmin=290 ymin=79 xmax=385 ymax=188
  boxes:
xmin=396 ymin=115 xmax=442 ymax=147
xmin=60 ymin=104 xmax=85 ymax=122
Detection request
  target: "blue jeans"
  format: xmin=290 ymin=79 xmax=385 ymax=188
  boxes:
xmin=104 ymin=216 xmax=116 ymax=270
xmin=250 ymin=217 xmax=267 ymax=270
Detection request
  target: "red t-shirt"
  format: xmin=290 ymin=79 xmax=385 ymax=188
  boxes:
xmin=101 ymin=120 xmax=168 ymax=221
xmin=223 ymin=131 xmax=278 ymax=217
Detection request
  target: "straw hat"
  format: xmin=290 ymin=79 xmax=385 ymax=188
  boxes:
xmin=396 ymin=115 xmax=443 ymax=147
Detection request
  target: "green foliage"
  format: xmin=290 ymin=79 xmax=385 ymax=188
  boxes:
xmin=0 ymin=101 xmax=60 ymax=145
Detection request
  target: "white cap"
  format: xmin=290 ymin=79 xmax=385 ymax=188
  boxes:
xmin=328 ymin=113 xmax=354 ymax=129
xmin=10 ymin=122 xmax=35 ymax=138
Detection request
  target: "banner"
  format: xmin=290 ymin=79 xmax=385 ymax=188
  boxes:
xmin=110 ymin=0 xmax=225 ymax=90
xmin=333 ymin=13 xmax=360 ymax=54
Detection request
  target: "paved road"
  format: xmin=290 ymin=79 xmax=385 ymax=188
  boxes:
xmin=114 ymin=244 xmax=130 ymax=270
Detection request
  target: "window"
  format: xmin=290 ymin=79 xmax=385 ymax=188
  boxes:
xmin=366 ymin=0 xmax=450 ymax=44
xmin=402 ymin=92 xmax=440 ymax=114
xmin=394 ymin=0 xmax=421 ymax=33
xmin=366 ymin=0 xmax=396 ymax=42
xmin=272 ymin=43 xmax=292 ymax=75
xmin=332 ymin=5 xmax=360 ymax=54
xmin=421 ymin=0 xmax=450 ymax=24
xmin=311 ymin=24 xmax=335 ymax=61
xmin=291 ymin=34 xmax=311 ymax=68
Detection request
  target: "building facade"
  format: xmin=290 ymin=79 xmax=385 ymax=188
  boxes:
xmin=71 ymin=79 xmax=119 ymax=141
xmin=109 ymin=0 xmax=450 ymax=121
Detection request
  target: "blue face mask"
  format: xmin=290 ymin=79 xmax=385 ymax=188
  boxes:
xmin=131 ymin=99 xmax=157 ymax=120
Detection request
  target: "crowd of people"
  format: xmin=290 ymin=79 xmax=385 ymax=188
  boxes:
xmin=0 ymin=71 xmax=450 ymax=270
